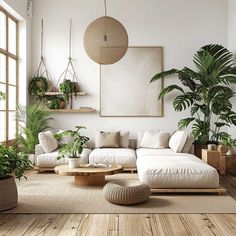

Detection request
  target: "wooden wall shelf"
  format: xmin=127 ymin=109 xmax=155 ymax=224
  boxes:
xmin=45 ymin=92 xmax=87 ymax=96
xmin=49 ymin=108 xmax=96 ymax=113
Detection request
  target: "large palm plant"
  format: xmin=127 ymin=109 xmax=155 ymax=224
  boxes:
xmin=17 ymin=104 xmax=53 ymax=153
xmin=151 ymin=44 xmax=236 ymax=145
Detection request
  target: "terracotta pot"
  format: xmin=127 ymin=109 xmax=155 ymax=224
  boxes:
xmin=59 ymin=100 xmax=65 ymax=109
xmin=0 ymin=176 xmax=18 ymax=211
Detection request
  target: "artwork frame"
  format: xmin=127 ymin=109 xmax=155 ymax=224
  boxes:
xmin=100 ymin=46 xmax=164 ymax=117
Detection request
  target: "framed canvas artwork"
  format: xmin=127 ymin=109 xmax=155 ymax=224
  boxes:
xmin=100 ymin=47 xmax=163 ymax=117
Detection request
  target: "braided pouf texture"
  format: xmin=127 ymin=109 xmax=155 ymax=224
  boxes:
xmin=103 ymin=180 xmax=151 ymax=205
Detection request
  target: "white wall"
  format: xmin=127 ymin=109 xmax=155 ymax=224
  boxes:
xmin=228 ymin=0 xmax=236 ymax=136
xmin=31 ymin=0 xmax=228 ymax=138
xmin=1 ymin=0 xmax=31 ymax=106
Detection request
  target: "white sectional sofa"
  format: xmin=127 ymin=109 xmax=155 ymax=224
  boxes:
xmin=136 ymin=148 xmax=219 ymax=189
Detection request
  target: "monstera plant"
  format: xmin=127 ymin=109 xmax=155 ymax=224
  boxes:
xmin=151 ymin=44 xmax=236 ymax=145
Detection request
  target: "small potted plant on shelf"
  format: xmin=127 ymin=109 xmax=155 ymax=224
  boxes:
xmin=47 ymin=97 xmax=65 ymax=110
xmin=28 ymin=76 xmax=49 ymax=100
xmin=0 ymin=145 xmax=32 ymax=211
xmin=54 ymin=126 xmax=89 ymax=168
xmin=59 ymin=79 xmax=78 ymax=102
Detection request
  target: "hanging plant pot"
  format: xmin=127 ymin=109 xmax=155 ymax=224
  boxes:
xmin=0 ymin=176 xmax=18 ymax=212
xmin=28 ymin=76 xmax=49 ymax=100
xmin=59 ymin=79 xmax=78 ymax=102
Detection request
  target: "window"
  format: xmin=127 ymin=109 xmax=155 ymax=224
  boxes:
xmin=0 ymin=6 xmax=19 ymax=144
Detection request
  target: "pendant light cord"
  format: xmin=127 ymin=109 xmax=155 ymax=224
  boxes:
xmin=104 ymin=0 xmax=107 ymax=16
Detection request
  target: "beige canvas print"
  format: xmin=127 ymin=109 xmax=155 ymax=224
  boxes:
xmin=100 ymin=47 xmax=163 ymax=117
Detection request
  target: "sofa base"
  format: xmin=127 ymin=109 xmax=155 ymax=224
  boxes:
xmin=151 ymin=186 xmax=227 ymax=195
xmin=34 ymin=166 xmax=137 ymax=173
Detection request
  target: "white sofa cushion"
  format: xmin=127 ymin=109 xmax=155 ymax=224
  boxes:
xmin=140 ymin=131 xmax=170 ymax=149
xmin=89 ymin=148 xmax=136 ymax=168
xmin=36 ymin=148 xmax=92 ymax=168
xmin=136 ymin=148 xmax=219 ymax=188
xmin=169 ymin=130 xmax=188 ymax=153
xmin=38 ymin=131 xmax=58 ymax=153
xmin=95 ymin=131 xmax=129 ymax=148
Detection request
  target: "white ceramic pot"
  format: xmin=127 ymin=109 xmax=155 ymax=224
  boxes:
xmin=68 ymin=158 xmax=80 ymax=168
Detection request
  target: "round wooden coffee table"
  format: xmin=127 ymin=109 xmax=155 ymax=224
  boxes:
xmin=54 ymin=164 xmax=123 ymax=186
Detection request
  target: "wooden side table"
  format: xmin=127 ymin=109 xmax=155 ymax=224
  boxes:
xmin=201 ymin=149 xmax=233 ymax=175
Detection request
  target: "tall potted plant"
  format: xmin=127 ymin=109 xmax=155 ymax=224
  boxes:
xmin=54 ymin=126 xmax=89 ymax=168
xmin=0 ymin=145 xmax=32 ymax=211
xmin=151 ymin=44 xmax=236 ymax=156
xmin=17 ymin=104 xmax=53 ymax=163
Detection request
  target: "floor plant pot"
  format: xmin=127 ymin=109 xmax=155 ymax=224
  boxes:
xmin=194 ymin=144 xmax=208 ymax=158
xmin=0 ymin=176 xmax=18 ymax=211
xmin=68 ymin=158 xmax=80 ymax=168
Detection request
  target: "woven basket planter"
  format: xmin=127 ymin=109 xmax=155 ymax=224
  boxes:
xmin=103 ymin=180 xmax=151 ymax=205
xmin=0 ymin=176 xmax=18 ymax=211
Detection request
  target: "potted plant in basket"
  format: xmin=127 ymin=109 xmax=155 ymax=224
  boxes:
xmin=220 ymin=133 xmax=236 ymax=155
xmin=28 ymin=76 xmax=48 ymax=101
xmin=151 ymin=44 xmax=236 ymax=157
xmin=54 ymin=126 xmax=89 ymax=168
xmin=47 ymin=96 xmax=65 ymax=110
xmin=0 ymin=145 xmax=32 ymax=211
xmin=59 ymin=79 xmax=78 ymax=102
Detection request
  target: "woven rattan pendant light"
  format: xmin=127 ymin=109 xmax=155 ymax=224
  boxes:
xmin=84 ymin=0 xmax=128 ymax=65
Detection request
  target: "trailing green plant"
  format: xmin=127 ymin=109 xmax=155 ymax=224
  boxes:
xmin=54 ymin=126 xmax=89 ymax=159
xmin=47 ymin=97 xmax=65 ymax=110
xmin=59 ymin=79 xmax=77 ymax=101
xmin=151 ymin=44 xmax=236 ymax=145
xmin=0 ymin=145 xmax=32 ymax=180
xmin=17 ymin=104 xmax=53 ymax=154
xmin=28 ymin=76 xmax=48 ymax=100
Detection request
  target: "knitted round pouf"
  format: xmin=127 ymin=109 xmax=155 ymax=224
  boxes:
xmin=103 ymin=180 xmax=151 ymax=205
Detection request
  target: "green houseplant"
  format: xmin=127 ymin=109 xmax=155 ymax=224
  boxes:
xmin=28 ymin=76 xmax=48 ymax=100
xmin=220 ymin=133 xmax=236 ymax=155
xmin=54 ymin=126 xmax=89 ymax=168
xmin=59 ymin=79 xmax=77 ymax=102
xmin=47 ymin=97 xmax=65 ymax=110
xmin=151 ymin=44 xmax=236 ymax=147
xmin=0 ymin=145 xmax=32 ymax=211
xmin=17 ymin=104 xmax=53 ymax=161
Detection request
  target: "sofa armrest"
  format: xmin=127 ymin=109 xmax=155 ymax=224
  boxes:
xmin=35 ymin=144 xmax=45 ymax=157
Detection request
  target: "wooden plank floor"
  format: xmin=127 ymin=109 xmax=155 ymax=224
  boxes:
xmin=1 ymin=174 xmax=236 ymax=236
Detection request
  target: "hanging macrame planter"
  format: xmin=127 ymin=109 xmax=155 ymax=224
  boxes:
xmin=56 ymin=20 xmax=80 ymax=108
xmin=28 ymin=19 xmax=54 ymax=101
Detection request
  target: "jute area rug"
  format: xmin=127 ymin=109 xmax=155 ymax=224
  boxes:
xmin=5 ymin=173 xmax=236 ymax=214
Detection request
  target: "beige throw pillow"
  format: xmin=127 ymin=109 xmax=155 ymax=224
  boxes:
xmin=98 ymin=131 xmax=120 ymax=148
xmin=95 ymin=131 xmax=129 ymax=148
xmin=169 ymin=130 xmax=188 ymax=153
xmin=182 ymin=135 xmax=194 ymax=153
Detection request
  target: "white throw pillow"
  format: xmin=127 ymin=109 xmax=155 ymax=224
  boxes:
xmin=140 ymin=131 xmax=170 ymax=149
xmin=95 ymin=131 xmax=129 ymax=148
xmin=38 ymin=131 xmax=58 ymax=153
xmin=137 ymin=130 xmax=160 ymax=148
xmin=169 ymin=130 xmax=188 ymax=153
